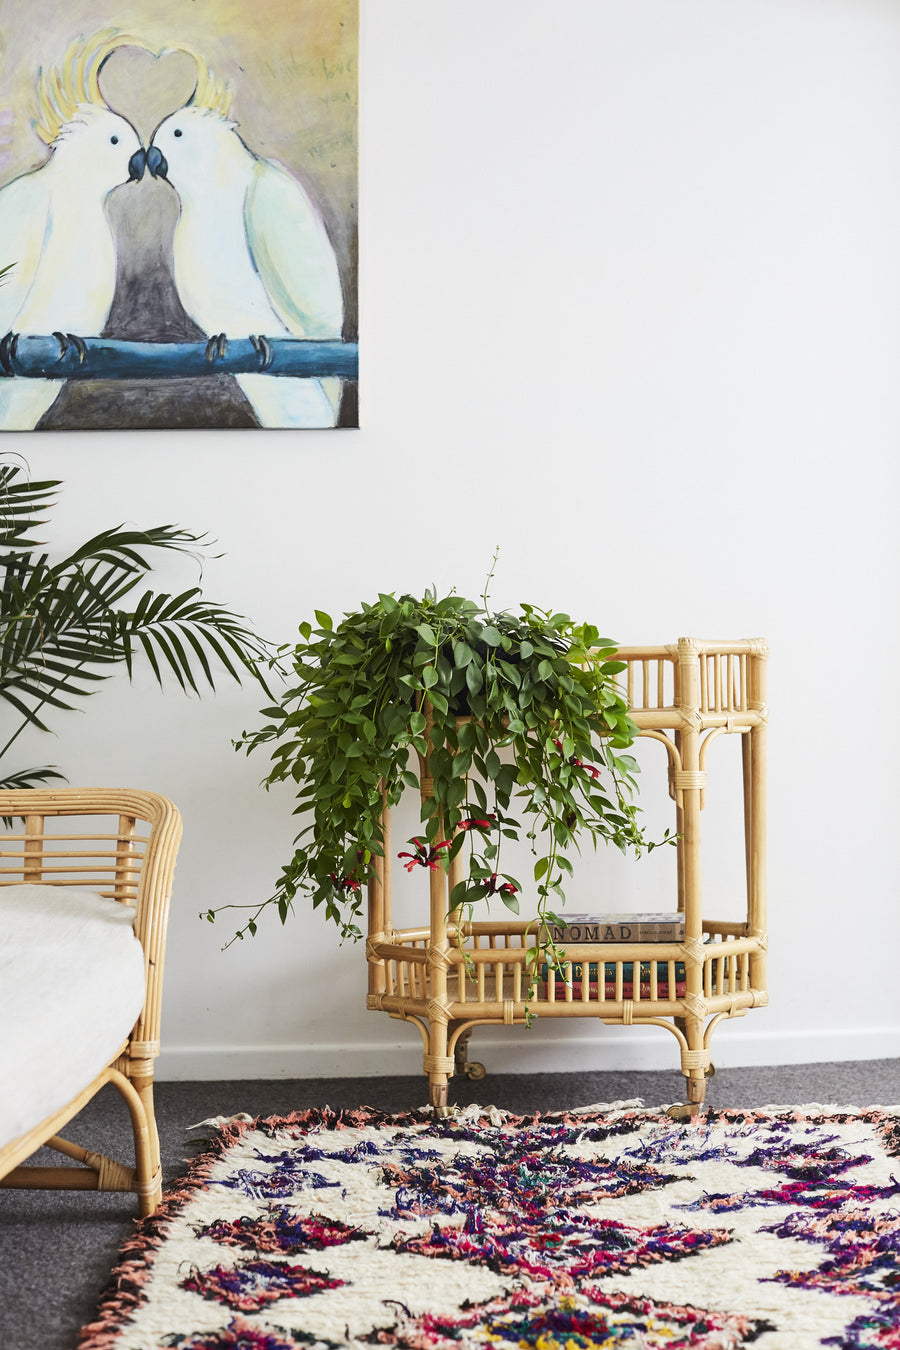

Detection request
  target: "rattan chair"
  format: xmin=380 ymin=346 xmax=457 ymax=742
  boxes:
xmin=0 ymin=789 xmax=182 ymax=1216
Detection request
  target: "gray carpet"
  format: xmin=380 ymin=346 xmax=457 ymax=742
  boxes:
xmin=2 ymin=1060 xmax=899 ymax=1350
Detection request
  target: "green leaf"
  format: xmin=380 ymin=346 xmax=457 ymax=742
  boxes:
xmin=427 ymin=688 xmax=448 ymax=714
xmin=448 ymin=832 xmax=466 ymax=861
xmin=314 ymin=610 xmax=333 ymax=631
xmin=457 ymin=721 xmax=476 ymax=749
xmin=449 ymin=881 xmax=470 ymax=910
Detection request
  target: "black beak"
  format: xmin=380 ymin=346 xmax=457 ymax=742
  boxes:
xmin=146 ymin=145 xmax=168 ymax=180
xmin=128 ymin=148 xmax=146 ymax=181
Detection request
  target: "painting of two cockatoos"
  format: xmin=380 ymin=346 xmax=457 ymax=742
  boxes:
xmin=0 ymin=30 xmax=349 ymax=430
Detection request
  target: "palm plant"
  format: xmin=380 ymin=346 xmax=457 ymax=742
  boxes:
xmin=0 ymin=460 xmax=269 ymax=789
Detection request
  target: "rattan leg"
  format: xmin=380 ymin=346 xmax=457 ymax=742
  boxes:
xmin=680 ymin=1018 xmax=708 ymax=1116
xmin=129 ymin=1061 xmax=158 ymax=1157
xmin=425 ymin=1019 xmax=452 ymax=1114
xmin=131 ymin=1068 xmax=162 ymax=1213
xmin=685 ymin=1072 xmax=707 ymax=1111
xmin=111 ymin=1067 xmax=162 ymax=1216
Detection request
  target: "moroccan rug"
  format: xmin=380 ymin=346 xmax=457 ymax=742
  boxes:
xmin=78 ymin=1102 xmax=900 ymax=1350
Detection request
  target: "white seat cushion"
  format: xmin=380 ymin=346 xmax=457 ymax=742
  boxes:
xmin=0 ymin=884 xmax=146 ymax=1149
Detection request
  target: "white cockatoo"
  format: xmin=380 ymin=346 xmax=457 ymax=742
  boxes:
xmin=0 ymin=31 xmax=147 ymax=430
xmin=148 ymin=53 xmax=344 ymax=429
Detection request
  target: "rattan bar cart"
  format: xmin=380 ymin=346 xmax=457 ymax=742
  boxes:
xmin=366 ymin=638 xmax=767 ymax=1116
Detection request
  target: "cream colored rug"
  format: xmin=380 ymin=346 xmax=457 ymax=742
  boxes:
xmin=78 ymin=1102 xmax=900 ymax=1349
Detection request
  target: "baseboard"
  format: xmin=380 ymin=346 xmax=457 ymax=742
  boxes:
xmin=156 ymin=1024 xmax=900 ymax=1081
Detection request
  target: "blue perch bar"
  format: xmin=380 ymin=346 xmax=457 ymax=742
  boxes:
xmin=0 ymin=336 xmax=359 ymax=381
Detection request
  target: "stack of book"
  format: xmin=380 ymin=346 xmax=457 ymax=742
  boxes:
xmin=541 ymin=960 xmax=687 ymax=999
xmin=540 ymin=912 xmax=686 ymax=999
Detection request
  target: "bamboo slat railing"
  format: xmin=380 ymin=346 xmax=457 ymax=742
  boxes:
xmin=366 ymin=637 xmax=768 ymax=1116
xmin=0 ymin=788 xmax=182 ymax=1215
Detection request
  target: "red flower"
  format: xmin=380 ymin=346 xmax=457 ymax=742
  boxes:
xmin=328 ymin=872 xmax=361 ymax=893
xmin=484 ymin=873 xmax=518 ymax=897
xmin=459 ymin=815 xmax=496 ymax=832
xmin=398 ymin=838 xmax=452 ymax=872
xmin=553 ymin=738 xmax=601 ymax=779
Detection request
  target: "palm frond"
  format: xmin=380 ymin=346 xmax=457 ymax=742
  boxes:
xmin=0 ymin=463 xmax=59 ymax=553
xmin=0 ymin=763 xmax=66 ymax=827
xmin=0 ymin=765 xmax=66 ymax=791
xmin=54 ymin=523 xmax=215 ymax=577
xmin=0 ymin=457 xmax=273 ymax=780
xmin=116 ymin=588 xmax=271 ymax=692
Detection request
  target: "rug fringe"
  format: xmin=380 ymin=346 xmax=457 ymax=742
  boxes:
xmin=187 ymin=1112 xmax=255 ymax=1130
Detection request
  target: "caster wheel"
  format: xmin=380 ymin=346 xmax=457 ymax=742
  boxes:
xmin=705 ymin=1063 xmax=717 ymax=1079
xmin=665 ymin=1103 xmax=702 ymax=1120
xmin=665 ymin=1103 xmax=692 ymax=1120
xmin=464 ymin=1061 xmax=487 ymax=1081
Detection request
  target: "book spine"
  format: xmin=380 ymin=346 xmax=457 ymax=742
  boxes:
xmin=548 ymin=923 xmax=684 ymax=943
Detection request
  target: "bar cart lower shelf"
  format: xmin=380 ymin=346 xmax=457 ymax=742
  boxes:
xmin=365 ymin=638 xmax=768 ymax=1117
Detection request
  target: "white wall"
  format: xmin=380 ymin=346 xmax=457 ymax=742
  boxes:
xmin=11 ymin=0 xmax=900 ymax=1079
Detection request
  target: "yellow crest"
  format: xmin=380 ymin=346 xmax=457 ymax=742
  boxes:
xmin=34 ymin=29 xmax=155 ymax=145
xmin=164 ymin=42 xmax=233 ymax=120
xmin=33 ymin=31 xmax=233 ymax=146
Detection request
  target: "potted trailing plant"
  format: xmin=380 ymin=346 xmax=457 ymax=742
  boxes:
xmin=225 ymin=575 xmax=667 ymax=974
xmin=0 ymin=459 xmax=270 ymax=789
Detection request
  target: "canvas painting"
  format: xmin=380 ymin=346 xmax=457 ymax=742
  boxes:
xmin=0 ymin=0 xmax=358 ymax=430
